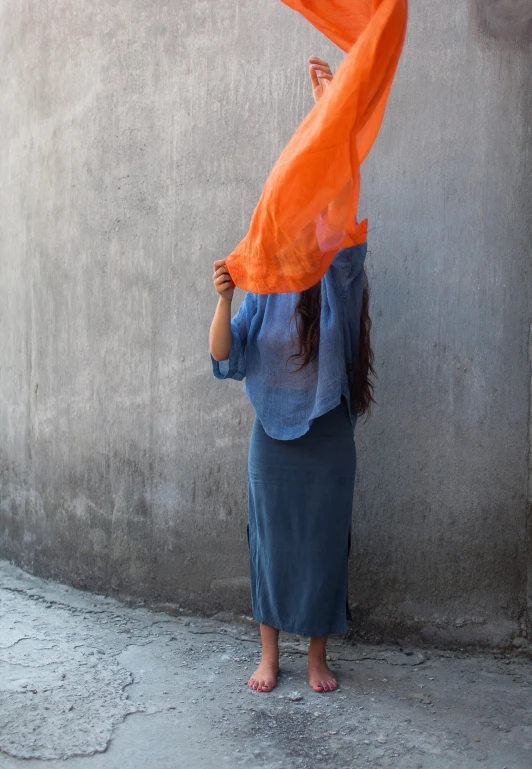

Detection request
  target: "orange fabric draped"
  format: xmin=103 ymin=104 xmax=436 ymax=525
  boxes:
xmin=224 ymin=0 xmax=408 ymax=294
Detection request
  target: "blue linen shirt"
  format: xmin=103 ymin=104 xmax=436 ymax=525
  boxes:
xmin=211 ymin=242 xmax=367 ymax=440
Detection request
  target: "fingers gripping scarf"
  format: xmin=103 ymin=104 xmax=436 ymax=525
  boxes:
xmin=224 ymin=0 xmax=408 ymax=294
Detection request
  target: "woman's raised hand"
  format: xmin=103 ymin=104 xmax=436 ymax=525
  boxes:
xmin=213 ymin=259 xmax=235 ymax=302
xmin=308 ymin=56 xmax=333 ymax=104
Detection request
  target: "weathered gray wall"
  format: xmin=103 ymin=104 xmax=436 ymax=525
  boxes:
xmin=0 ymin=0 xmax=530 ymax=647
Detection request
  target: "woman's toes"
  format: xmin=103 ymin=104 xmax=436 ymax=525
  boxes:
xmin=308 ymin=660 xmax=338 ymax=692
xmin=248 ymin=662 xmax=278 ymax=692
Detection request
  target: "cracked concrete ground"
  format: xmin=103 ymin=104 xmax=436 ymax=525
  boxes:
xmin=0 ymin=560 xmax=531 ymax=769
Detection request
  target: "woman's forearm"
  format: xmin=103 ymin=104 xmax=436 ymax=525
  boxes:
xmin=209 ymin=296 xmax=233 ymax=361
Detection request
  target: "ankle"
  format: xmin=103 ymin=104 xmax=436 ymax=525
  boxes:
xmin=308 ymin=653 xmax=327 ymax=666
xmin=308 ymin=643 xmax=327 ymax=663
xmin=260 ymin=649 xmax=279 ymax=664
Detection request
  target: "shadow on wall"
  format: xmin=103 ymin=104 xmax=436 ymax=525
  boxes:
xmin=471 ymin=0 xmax=532 ymax=44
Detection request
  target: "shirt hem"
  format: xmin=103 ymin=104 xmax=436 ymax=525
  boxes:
xmin=255 ymin=394 xmax=352 ymax=441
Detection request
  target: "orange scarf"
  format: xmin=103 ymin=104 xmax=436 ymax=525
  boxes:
xmin=225 ymin=0 xmax=408 ymax=294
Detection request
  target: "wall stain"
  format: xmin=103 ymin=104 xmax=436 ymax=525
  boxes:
xmin=471 ymin=0 xmax=532 ymax=45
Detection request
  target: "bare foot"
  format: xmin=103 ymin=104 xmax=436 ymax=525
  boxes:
xmin=308 ymin=657 xmax=338 ymax=692
xmin=248 ymin=658 xmax=280 ymax=692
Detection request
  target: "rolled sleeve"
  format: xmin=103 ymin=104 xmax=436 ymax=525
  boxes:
xmin=210 ymin=292 xmax=256 ymax=381
xmin=211 ymin=328 xmax=246 ymax=381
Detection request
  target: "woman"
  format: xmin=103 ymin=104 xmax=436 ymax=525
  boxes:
xmin=209 ymin=58 xmax=376 ymax=694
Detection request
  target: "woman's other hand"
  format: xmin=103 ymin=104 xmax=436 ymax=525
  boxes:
xmin=213 ymin=259 xmax=235 ymax=302
xmin=308 ymin=56 xmax=333 ymax=104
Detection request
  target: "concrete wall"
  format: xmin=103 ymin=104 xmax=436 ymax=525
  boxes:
xmin=0 ymin=0 xmax=530 ymax=647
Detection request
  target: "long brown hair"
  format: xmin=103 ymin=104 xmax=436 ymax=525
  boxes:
xmin=288 ymin=270 xmax=376 ymax=418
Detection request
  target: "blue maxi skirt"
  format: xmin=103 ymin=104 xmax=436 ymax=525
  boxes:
xmin=247 ymin=399 xmax=356 ymax=637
